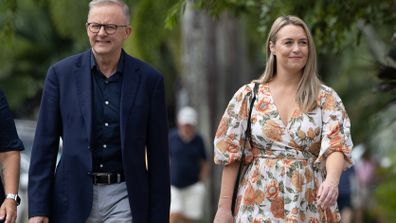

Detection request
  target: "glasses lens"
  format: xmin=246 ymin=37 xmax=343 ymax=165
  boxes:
xmin=89 ymin=23 xmax=101 ymax=33
xmin=104 ymin=24 xmax=117 ymax=34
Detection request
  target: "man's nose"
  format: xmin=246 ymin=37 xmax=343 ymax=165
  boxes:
xmin=98 ymin=26 xmax=107 ymax=35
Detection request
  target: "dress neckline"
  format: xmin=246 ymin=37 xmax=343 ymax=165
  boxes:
xmin=264 ymin=83 xmax=299 ymax=128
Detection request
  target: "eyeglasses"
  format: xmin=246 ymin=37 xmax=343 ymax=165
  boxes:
xmin=86 ymin=22 xmax=128 ymax=35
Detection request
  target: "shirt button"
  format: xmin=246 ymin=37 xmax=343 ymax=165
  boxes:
xmin=103 ymin=144 xmax=107 ymax=148
xmin=100 ymin=164 xmax=103 ymax=168
xmin=105 ymin=123 xmax=109 ymax=127
xmin=104 ymin=80 xmax=109 ymax=84
xmin=105 ymin=101 xmax=109 ymax=105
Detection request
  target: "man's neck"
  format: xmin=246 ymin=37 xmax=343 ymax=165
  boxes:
xmin=94 ymin=51 xmax=121 ymax=78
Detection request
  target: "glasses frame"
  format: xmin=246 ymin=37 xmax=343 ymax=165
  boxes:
xmin=86 ymin=22 xmax=128 ymax=35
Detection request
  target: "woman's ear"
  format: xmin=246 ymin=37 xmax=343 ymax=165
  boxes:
xmin=269 ymin=41 xmax=275 ymax=55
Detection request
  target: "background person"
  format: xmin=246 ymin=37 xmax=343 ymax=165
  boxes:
xmin=337 ymin=166 xmax=356 ymax=223
xmin=0 ymin=90 xmax=23 ymax=223
xmin=354 ymin=152 xmax=376 ymax=223
xmin=28 ymin=1 xmax=170 ymax=223
xmin=213 ymin=15 xmax=353 ymax=222
xmin=169 ymin=107 xmax=208 ymax=223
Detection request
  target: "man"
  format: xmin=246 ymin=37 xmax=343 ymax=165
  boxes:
xmin=169 ymin=107 xmax=208 ymax=223
xmin=0 ymin=90 xmax=23 ymax=223
xmin=28 ymin=1 xmax=170 ymax=222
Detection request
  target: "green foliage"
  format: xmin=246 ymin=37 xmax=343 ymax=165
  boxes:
xmin=48 ymin=0 xmax=88 ymax=50
xmin=0 ymin=0 xmax=17 ymax=43
xmin=125 ymin=0 xmax=180 ymax=102
xmin=0 ymin=0 xmax=78 ymax=117
xmin=167 ymin=0 xmax=396 ymax=54
xmin=164 ymin=0 xmax=185 ymax=30
xmin=375 ymin=168 xmax=396 ymax=221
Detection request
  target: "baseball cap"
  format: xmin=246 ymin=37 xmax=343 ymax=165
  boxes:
xmin=177 ymin=107 xmax=197 ymax=125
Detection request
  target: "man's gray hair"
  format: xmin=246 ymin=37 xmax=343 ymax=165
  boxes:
xmin=89 ymin=0 xmax=130 ymax=23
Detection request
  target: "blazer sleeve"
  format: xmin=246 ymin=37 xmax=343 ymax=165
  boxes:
xmin=146 ymin=76 xmax=170 ymax=223
xmin=28 ymin=66 xmax=62 ymax=218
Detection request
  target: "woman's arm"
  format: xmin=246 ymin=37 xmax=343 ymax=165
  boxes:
xmin=214 ymin=162 xmax=239 ymax=222
xmin=317 ymin=151 xmax=345 ymax=209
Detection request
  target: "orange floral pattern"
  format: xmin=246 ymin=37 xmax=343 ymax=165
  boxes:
xmin=214 ymin=83 xmax=353 ymax=222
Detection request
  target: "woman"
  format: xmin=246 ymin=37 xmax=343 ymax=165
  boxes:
xmin=214 ymin=15 xmax=353 ymax=222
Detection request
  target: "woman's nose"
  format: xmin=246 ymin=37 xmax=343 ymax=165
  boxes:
xmin=292 ymin=43 xmax=300 ymax=52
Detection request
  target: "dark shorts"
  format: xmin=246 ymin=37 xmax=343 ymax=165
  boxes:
xmin=337 ymin=194 xmax=352 ymax=211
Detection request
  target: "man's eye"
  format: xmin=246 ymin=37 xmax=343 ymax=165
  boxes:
xmin=105 ymin=25 xmax=117 ymax=30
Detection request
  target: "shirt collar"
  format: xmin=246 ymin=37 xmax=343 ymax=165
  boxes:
xmin=90 ymin=50 xmax=125 ymax=75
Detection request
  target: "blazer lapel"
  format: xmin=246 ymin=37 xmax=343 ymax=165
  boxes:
xmin=120 ymin=55 xmax=141 ymax=146
xmin=75 ymin=50 xmax=93 ymax=144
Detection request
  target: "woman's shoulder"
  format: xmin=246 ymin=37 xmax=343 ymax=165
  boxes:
xmin=317 ymin=84 xmax=346 ymax=109
xmin=234 ymin=81 xmax=263 ymax=96
xmin=231 ymin=82 xmax=255 ymax=99
xmin=318 ymin=84 xmax=342 ymax=99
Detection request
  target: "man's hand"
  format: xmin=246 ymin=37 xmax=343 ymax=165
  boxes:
xmin=0 ymin=199 xmax=17 ymax=223
xmin=28 ymin=216 xmax=49 ymax=223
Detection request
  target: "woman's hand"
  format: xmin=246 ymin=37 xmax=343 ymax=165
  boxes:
xmin=316 ymin=178 xmax=339 ymax=209
xmin=213 ymin=207 xmax=234 ymax=223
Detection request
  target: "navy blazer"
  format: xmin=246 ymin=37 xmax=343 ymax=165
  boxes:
xmin=28 ymin=49 xmax=170 ymax=223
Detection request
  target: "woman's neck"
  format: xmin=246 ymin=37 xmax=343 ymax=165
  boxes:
xmin=271 ymin=70 xmax=302 ymax=87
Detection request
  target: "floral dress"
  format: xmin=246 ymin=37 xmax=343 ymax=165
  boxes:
xmin=214 ymin=83 xmax=353 ymax=223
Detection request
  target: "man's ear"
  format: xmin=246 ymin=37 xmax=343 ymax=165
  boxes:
xmin=125 ymin=26 xmax=132 ymax=39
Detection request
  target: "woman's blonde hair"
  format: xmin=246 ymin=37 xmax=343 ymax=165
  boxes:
xmin=256 ymin=15 xmax=321 ymax=112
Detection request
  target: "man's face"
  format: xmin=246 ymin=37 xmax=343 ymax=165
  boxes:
xmin=86 ymin=4 xmax=132 ymax=58
xmin=178 ymin=124 xmax=196 ymax=142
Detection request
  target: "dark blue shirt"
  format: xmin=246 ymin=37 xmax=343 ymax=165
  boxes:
xmin=0 ymin=90 xmax=24 ymax=152
xmin=169 ymin=128 xmax=207 ymax=188
xmin=0 ymin=90 xmax=24 ymax=203
xmin=339 ymin=166 xmax=355 ymax=195
xmin=90 ymin=52 xmax=124 ymax=173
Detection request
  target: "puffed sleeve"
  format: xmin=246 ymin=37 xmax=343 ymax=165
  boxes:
xmin=214 ymin=83 xmax=254 ymax=165
xmin=315 ymin=86 xmax=353 ymax=167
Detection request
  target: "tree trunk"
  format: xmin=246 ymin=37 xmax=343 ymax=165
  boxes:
xmin=180 ymin=1 xmax=249 ymax=220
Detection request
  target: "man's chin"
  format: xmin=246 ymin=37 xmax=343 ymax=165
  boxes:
xmin=92 ymin=48 xmax=111 ymax=56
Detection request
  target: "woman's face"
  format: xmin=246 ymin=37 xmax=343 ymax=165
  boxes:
xmin=270 ymin=24 xmax=309 ymax=74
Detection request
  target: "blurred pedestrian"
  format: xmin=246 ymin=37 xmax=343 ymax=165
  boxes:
xmin=337 ymin=166 xmax=356 ymax=223
xmin=354 ymin=152 xmax=376 ymax=223
xmin=0 ymin=90 xmax=23 ymax=223
xmin=169 ymin=107 xmax=208 ymax=223
xmin=28 ymin=0 xmax=170 ymax=223
xmin=213 ymin=15 xmax=353 ymax=222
